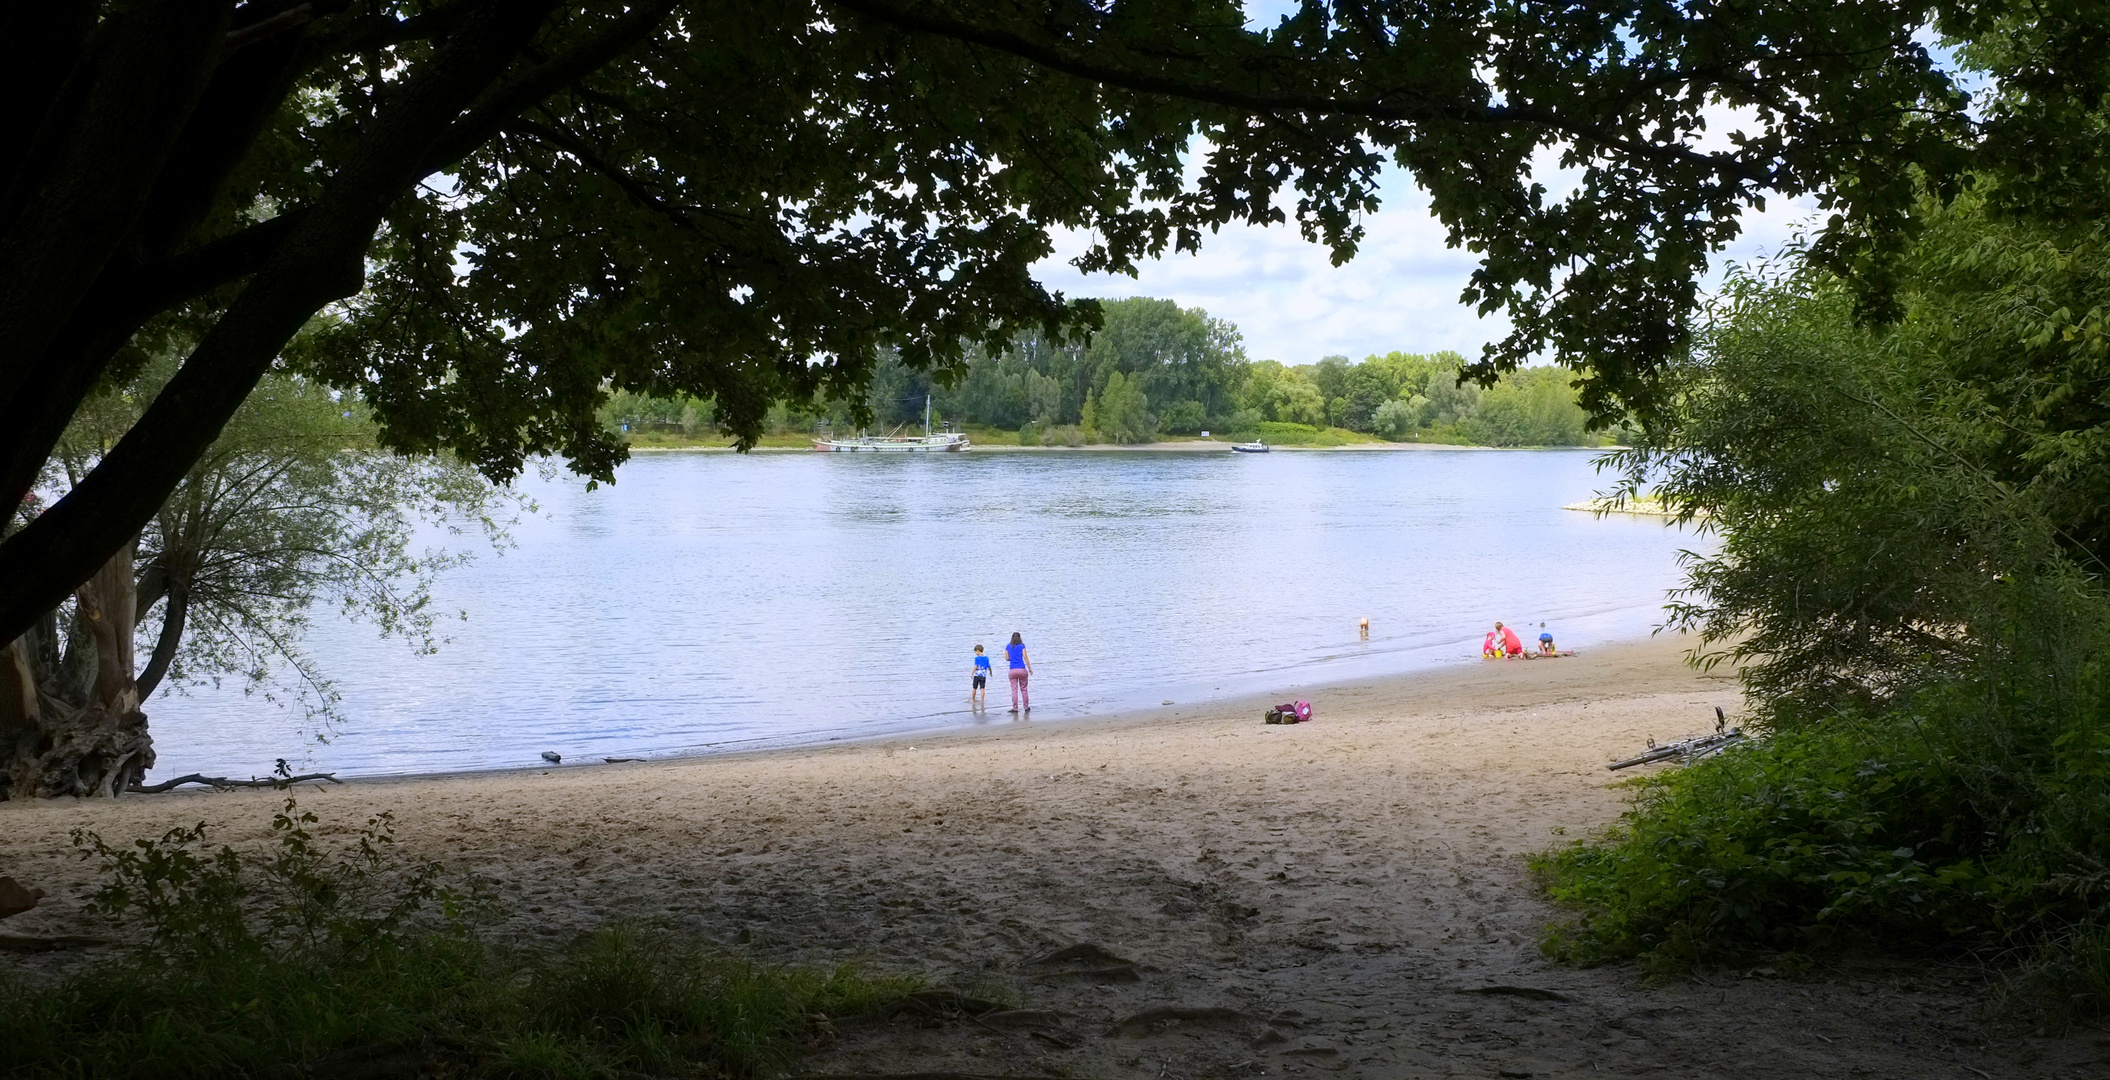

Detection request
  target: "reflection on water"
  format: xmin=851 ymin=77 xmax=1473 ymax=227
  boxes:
xmin=146 ymin=449 xmax=1701 ymax=778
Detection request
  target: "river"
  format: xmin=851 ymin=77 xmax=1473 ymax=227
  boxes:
xmin=144 ymin=447 xmax=1703 ymax=778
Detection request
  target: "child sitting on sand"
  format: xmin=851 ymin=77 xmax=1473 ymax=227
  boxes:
xmin=1538 ymin=632 xmax=1557 ymax=656
xmin=1483 ymin=630 xmax=1503 ymax=658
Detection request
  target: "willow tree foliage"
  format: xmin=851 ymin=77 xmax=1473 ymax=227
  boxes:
xmin=3 ymin=368 xmax=514 ymax=797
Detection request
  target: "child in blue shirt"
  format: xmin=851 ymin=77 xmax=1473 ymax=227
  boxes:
xmin=971 ymin=645 xmax=991 ymax=709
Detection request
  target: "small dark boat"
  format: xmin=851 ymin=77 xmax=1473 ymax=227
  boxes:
xmin=1230 ymin=441 xmax=1269 ymax=453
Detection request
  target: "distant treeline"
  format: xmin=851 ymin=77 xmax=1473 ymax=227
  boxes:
xmin=600 ymin=298 xmax=1612 ymax=446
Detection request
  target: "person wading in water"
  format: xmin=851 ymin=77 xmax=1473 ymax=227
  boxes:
xmin=1006 ymin=632 xmax=1033 ymax=714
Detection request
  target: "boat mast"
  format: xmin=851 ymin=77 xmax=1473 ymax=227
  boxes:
xmin=924 ymin=393 xmax=932 ymax=437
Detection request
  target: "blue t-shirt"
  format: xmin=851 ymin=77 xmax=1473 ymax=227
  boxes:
xmin=974 ymin=654 xmax=992 ymax=672
xmin=1005 ymin=642 xmax=1026 ymax=669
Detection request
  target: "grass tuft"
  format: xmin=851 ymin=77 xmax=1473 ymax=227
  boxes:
xmin=0 ymin=798 xmax=916 ymax=1078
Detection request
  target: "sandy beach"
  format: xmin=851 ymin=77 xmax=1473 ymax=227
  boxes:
xmin=4 ymin=636 xmax=2103 ymax=1078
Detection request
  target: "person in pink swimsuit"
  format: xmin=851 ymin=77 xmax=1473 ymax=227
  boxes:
xmin=1005 ymin=632 xmax=1033 ymax=713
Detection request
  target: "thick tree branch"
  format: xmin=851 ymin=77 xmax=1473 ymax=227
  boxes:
xmin=0 ymin=2 xmax=97 ymax=208
xmin=224 ymin=1 xmax=355 ymax=53
xmin=0 ymin=0 xmax=564 ymax=644
xmin=825 ymin=0 xmax=1772 ymax=186
xmin=0 ymin=1 xmax=230 ymax=413
xmin=420 ymin=0 xmax=680 ymax=174
xmin=3 ymin=11 xmax=319 ymax=522
xmin=315 ymin=1 xmax=488 ymax=57
xmin=135 ymin=22 xmax=316 ymax=260
xmin=508 ymin=118 xmax=702 ymax=228
xmin=0 ymin=211 xmax=304 ymax=523
xmin=136 ymin=212 xmax=309 ymax=312
xmin=135 ymin=559 xmax=171 ymax=622
xmin=135 ymin=578 xmax=188 ymax=701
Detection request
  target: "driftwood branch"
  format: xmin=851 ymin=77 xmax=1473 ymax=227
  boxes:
xmin=130 ymin=771 xmax=341 ymax=793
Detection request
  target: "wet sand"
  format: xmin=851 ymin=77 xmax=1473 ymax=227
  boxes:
xmin=3 ymin=635 xmax=2103 ymax=1077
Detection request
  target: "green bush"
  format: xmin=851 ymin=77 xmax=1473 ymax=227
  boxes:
xmin=1533 ymin=724 xmax=1999 ymax=970
xmin=1213 ymin=407 xmax=1263 ymax=439
xmin=1461 ymin=367 xmax=1590 ymax=446
xmin=0 ymin=798 xmax=916 ymax=1079
xmin=1537 ymin=209 xmax=2110 ymax=1012
xmin=1250 ymin=421 xmax=1380 ymax=446
xmin=1371 ymin=398 xmax=1417 ymax=440
xmin=1536 ymin=667 xmax=2110 ymax=1015
xmin=1096 ymin=371 xmax=1156 ymax=443
xmin=1155 ymin=398 xmax=1206 ymax=435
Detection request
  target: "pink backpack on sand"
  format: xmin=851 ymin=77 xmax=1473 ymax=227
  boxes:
xmin=1264 ymin=700 xmax=1313 ymax=725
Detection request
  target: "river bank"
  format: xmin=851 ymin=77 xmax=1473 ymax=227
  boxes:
xmin=141 ymin=448 xmax=1695 ymax=779
xmin=619 ymin=423 xmax=1615 ymax=451
xmin=631 ymin=439 xmax=1480 ymax=452
xmin=626 ymin=438 xmax=1470 ymax=452
xmin=6 ymin=635 xmax=2098 ymax=1077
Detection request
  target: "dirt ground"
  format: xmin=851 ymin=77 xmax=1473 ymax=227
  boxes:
xmin=3 ymin=636 xmax=2106 ymax=1078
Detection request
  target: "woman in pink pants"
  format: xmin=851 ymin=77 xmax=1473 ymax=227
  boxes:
xmin=1004 ymin=632 xmax=1033 ymax=713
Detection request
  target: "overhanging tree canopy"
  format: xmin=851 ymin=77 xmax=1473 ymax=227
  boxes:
xmin=3 ymin=0 xmax=2087 ymax=643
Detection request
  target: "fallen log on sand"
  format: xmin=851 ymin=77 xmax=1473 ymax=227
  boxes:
xmin=130 ymin=771 xmax=341 ymax=793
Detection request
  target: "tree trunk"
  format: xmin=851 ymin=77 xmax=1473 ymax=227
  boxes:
xmin=134 ymin=574 xmax=187 ymax=701
xmin=0 ymin=0 xmax=565 ymax=646
xmin=0 ymin=540 xmax=152 ymax=799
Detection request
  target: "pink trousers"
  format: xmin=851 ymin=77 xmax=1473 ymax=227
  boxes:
xmin=1009 ymin=668 xmax=1030 ymax=709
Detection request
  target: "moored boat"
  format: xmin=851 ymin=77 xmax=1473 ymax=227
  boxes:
xmin=1230 ymin=441 xmax=1269 ymax=453
xmin=813 ymin=395 xmax=970 ymax=452
xmin=813 ymin=431 xmax=970 ymax=452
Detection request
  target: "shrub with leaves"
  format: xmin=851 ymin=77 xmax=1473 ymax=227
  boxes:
xmin=1547 ymin=199 xmax=2110 ymax=1014
xmin=72 ymin=794 xmax=443 ymax=963
xmin=2 ymin=799 xmax=914 ymax=1079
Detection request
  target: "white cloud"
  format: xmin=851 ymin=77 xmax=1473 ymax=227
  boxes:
xmin=1032 ymin=157 xmax=1820 ymax=366
xmin=1034 ymin=169 xmax=1499 ymax=363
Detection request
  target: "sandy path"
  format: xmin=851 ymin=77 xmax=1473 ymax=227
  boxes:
xmin=3 ymin=637 xmax=2103 ymax=1078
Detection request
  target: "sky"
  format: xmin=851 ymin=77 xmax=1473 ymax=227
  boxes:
xmin=1028 ymin=151 xmax=1819 ymax=369
xmin=1023 ymin=1 xmax=1827 ymax=367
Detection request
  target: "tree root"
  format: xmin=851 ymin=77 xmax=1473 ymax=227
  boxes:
xmin=881 ymin=990 xmax=1009 ymax=1019
xmin=130 ymin=771 xmax=340 ymax=793
xmin=2 ymin=701 xmax=153 ymax=799
xmin=1032 ymin=964 xmax=1139 ymax=984
xmin=1020 ymin=941 xmax=1131 ymax=967
xmin=0 ymin=933 xmax=109 ymax=952
xmin=1458 ymin=985 xmax=1573 ymax=1002
xmin=803 ymin=1074 xmax=1076 ymax=1080
xmin=1108 ymin=1005 xmax=1273 ymax=1037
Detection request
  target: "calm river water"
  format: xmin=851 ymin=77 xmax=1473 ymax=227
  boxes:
xmin=146 ymin=448 xmax=1701 ymax=778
